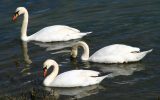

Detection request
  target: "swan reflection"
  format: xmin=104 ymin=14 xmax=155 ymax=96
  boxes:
xmin=33 ymin=39 xmax=80 ymax=51
xmin=44 ymin=84 xmax=105 ymax=99
xmin=22 ymin=42 xmax=32 ymax=65
xmin=20 ymin=42 xmax=32 ymax=73
xmin=93 ymin=63 xmax=145 ymax=77
xmin=21 ymin=41 xmax=32 ymax=65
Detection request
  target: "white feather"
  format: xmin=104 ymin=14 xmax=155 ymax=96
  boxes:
xmin=89 ymin=44 xmax=152 ymax=63
xmin=28 ymin=25 xmax=91 ymax=42
xmin=46 ymin=70 xmax=109 ymax=87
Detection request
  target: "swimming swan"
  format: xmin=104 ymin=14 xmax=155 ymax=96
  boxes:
xmin=43 ymin=59 xmax=110 ymax=87
xmin=71 ymin=41 xmax=152 ymax=63
xmin=12 ymin=7 xmax=91 ymax=42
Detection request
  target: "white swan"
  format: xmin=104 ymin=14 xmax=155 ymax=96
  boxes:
xmin=12 ymin=7 xmax=91 ymax=42
xmin=71 ymin=41 xmax=152 ymax=63
xmin=43 ymin=59 xmax=110 ymax=87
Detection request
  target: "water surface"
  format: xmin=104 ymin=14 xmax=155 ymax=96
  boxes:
xmin=0 ymin=0 xmax=160 ymax=99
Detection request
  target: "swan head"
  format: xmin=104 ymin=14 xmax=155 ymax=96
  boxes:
xmin=12 ymin=7 xmax=27 ymax=21
xmin=70 ymin=45 xmax=78 ymax=58
xmin=43 ymin=59 xmax=58 ymax=77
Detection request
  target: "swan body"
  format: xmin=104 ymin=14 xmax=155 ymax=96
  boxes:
xmin=12 ymin=7 xmax=91 ymax=42
xmin=43 ymin=59 xmax=109 ymax=87
xmin=71 ymin=41 xmax=152 ymax=63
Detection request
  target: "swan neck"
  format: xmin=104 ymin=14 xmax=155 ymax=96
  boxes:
xmin=21 ymin=11 xmax=28 ymax=41
xmin=44 ymin=62 xmax=59 ymax=86
xmin=79 ymin=42 xmax=90 ymax=61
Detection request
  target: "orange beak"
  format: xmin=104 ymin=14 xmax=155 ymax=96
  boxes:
xmin=12 ymin=15 xmax=17 ymax=21
xmin=43 ymin=67 xmax=47 ymax=77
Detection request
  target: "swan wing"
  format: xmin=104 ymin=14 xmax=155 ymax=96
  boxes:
xmin=89 ymin=44 xmax=140 ymax=63
xmin=90 ymin=44 xmax=140 ymax=56
xmin=50 ymin=70 xmax=102 ymax=87
xmin=38 ymin=25 xmax=80 ymax=33
xmin=28 ymin=25 xmax=90 ymax=42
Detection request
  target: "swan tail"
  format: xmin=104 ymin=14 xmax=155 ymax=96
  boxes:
xmin=97 ymin=73 xmax=114 ymax=82
xmin=85 ymin=32 xmax=92 ymax=34
xmin=80 ymin=32 xmax=92 ymax=36
xmin=134 ymin=49 xmax=153 ymax=61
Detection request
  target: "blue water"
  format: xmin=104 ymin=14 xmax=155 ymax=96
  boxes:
xmin=0 ymin=0 xmax=160 ymax=99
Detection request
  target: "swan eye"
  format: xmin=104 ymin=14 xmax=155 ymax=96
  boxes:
xmin=14 ymin=11 xmax=19 ymax=16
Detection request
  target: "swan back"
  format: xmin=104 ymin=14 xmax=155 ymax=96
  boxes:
xmin=28 ymin=25 xmax=90 ymax=42
xmin=89 ymin=44 xmax=152 ymax=63
xmin=48 ymin=70 xmax=108 ymax=87
xmin=89 ymin=44 xmax=140 ymax=63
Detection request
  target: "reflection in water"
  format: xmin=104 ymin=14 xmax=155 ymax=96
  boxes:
xmin=70 ymin=58 xmax=91 ymax=69
xmin=20 ymin=42 xmax=32 ymax=73
xmin=93 ymin=63 xmax=145 ymax=78
xmin=33 ymin=39 xmax=80 ymax=52
xmin=70 ymin=58 xmax=145 ymax=78
xmin=44 ymin=85 xmax=105 ymax=99
xmin=21 ymin=42 xmax=32 ymax=65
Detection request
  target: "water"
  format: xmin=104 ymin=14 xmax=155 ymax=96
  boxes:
xmin=0 ymin=0 xmax=160 ymax=99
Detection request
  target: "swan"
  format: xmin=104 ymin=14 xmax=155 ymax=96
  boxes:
xmin=70 ymin=41 xmax=152 ymax=63
xmin=43 ymin=59 xmax=110 ymax=87
xmin=12 ymin=7 xmax=91 ymax=42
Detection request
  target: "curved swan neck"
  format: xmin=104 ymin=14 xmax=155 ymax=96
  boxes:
xmin=77 ymin=41 xmax=90 ymax=61
xmin=21 ymin=10 xmax=28 ymax=41
xmin=44 ymin=61 xmax=59 ymax=86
